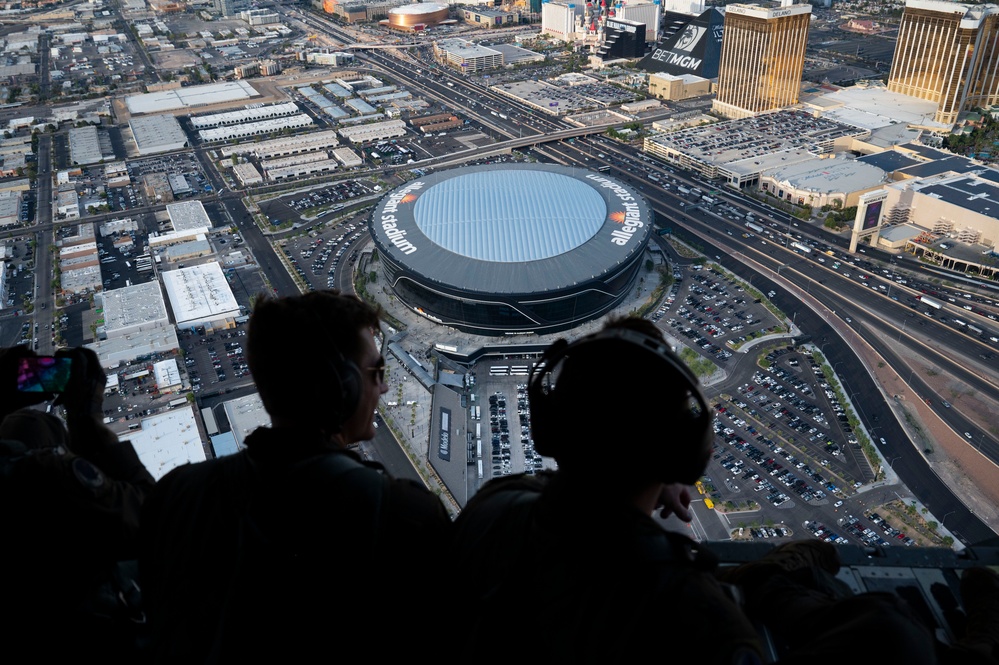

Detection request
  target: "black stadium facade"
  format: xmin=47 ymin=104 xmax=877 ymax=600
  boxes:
xmin=369 ymin=163 xmax=653 ymax=336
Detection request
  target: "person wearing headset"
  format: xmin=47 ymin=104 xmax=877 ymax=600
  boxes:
xmin=448 ymin=316 xmax=950 ymax=665
xmin=138 ymin=291 xmax=451 ymax=664
xmin=446 ymin=316 xmax=767 ymax=665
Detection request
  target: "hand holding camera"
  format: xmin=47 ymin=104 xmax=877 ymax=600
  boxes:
xmin=6 ymin=345 xmax=107 ymax=420
xmin=1 ymin=346 xmax=56 ymax=422
xmin=52 ymin=347 xmax=108 ymax=419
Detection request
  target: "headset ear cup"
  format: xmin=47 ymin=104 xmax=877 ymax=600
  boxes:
xmin=337 ymin=359 xmax=362 ymax=424
xmin=528 ymin=339 xmax=569 ymax=458
xmin=314 ymin=354 xmax=361 ymax=434
xmin=659 ymin=388 xmax=712 ymax=485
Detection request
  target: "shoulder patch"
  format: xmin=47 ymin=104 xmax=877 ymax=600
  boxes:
xmin=72 ymin=456 xmax=106 ymax=491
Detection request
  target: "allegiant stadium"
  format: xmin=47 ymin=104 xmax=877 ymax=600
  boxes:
xmin=368 ymin=163 xmax=654 ymax=336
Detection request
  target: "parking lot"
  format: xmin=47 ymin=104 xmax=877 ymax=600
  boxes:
xmin=702 ymin=343 xmax=889 ymax=544
xmin=281 ymin=219 xmax=366 ymax=290
xmin=475 ymin=382 xmax=544 ymax=478
xmin=660 ymin=263 xmax=783 ymax=364
xmin=179 ymin=326 xmax=250 ymax=395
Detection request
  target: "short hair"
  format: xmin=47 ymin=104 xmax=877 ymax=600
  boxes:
xmin=247 ymin=291 xmax=382 ymax=429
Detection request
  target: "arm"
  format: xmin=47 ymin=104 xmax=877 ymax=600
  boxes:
xmin=55 ymin=347 xmax=154 ymax=486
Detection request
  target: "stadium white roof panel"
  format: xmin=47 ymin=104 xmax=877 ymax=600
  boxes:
xmin=413 ymin=170 xmax=605 ymax=262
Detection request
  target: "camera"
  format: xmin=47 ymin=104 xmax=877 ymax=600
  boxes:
xmin=16 ymin=356 xmax=73 ymax=393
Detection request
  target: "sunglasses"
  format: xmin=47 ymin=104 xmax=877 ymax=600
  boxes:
xmin=366 ymin=356 xmax=386 ymax=383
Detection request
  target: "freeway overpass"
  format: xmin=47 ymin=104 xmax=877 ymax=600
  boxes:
xmin=414 ymin=125 xmax=617 ymax=169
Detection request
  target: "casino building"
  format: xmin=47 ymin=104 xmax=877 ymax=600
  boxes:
xmin=888 ymin=0 xmax=999 ymax=126
xmin=712 ymin=1 xmax=812 ymax=119
xmin=368 ymin=164 xmax=653 ymax=336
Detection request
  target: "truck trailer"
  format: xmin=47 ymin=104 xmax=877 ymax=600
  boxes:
xmin=920 ymin=295 xmax=943 ymax=310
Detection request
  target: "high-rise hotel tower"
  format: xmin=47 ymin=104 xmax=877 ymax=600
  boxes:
xmin=712 ymin=1 xmax=811 ymax=120
xmin=888 ymin=0 xmax=999 ymax=126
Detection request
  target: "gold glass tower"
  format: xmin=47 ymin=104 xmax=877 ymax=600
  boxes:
xmin=888 ymin=0 xmax=999 ymax=126
xmin=712 ymin=1 xmax=812 ymax=120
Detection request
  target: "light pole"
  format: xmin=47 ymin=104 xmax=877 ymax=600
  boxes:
xmin=889 ymin=455 xmax=902 ymax=469
xmin=942 ymin=511 xmax=956 ymax=527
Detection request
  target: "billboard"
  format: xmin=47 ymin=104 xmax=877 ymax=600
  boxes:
xmin=862 ymin=199 xmax=883 ymax=230
xmin=638 ymin=8 xmax=724 ymax=78
xmin=438 ymin=407 xmax=451 ymax=461
xmin=854 ymin=189 xmax=888 ymax=234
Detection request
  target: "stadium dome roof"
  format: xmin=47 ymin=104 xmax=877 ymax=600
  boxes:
xmin=369 ymin=163 xmax=652 ymax=296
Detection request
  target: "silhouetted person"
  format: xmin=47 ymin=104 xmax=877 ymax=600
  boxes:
xmin=0 ymin=345 xmax=154 ymax=663
xmin=139 ymin=291 xmax=451 ymax=663
xmin=447 ymin=317 xmax=767 ymax=664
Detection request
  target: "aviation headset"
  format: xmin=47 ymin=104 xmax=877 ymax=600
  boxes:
xmin=528 ymin=327 xmax=712 ymax=484
xmin=295 ymin=300 xmax=365 ymax=433
xmin=318 ymin=342 xmax=363 ymax=433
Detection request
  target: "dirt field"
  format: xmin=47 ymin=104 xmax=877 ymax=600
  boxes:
xmin=881 ymin=342 xmax=999 ymax=530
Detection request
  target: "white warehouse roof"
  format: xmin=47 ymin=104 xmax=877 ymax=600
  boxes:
xmin=122 ymin=405 xmax=207 ymax=480
xmin=125 ymin=80 xmax=260 ymax=115
xmin=166 ymin=199 xmax=213 ymax=232
xmin=161 ymin=262 xmax=241 ymax=328
xmin=129 ymin=114 xmax=189 ymax=155
xmin=100 ymin=280 xmax=170 ymax=336
xmin=190 ymin=101 xmax=301 ymax=129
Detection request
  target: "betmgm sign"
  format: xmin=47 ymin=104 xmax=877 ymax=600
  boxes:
xmin=849 ymin=189 xmax=887 ymax=253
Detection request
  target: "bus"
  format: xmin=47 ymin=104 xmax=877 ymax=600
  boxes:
xmin=746 ymin=221 xmax=764 ymax=234
xmin=791 ymin=242 xmax=812 ymax=254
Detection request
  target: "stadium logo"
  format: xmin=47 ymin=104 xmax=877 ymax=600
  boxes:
xmin=609 ymin=208 xmax=644 ymax=246
xmin=380 ymin=182 xmax=425 ymax=255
